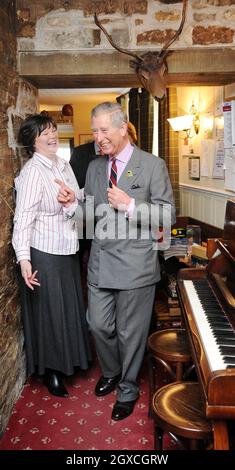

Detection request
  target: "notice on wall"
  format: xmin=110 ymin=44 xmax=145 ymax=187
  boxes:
xmin=224 ymin=148 xmax=235 ymax=192
xmin=232 ymin=101 xmax=235 ymax=147
xmin=188 ymin=156 xmax=200 ymax=180
xmin=223 ymin=102 xmax=232 ymax=149
xmin=212 ymin=141 xmax=225 ymax=179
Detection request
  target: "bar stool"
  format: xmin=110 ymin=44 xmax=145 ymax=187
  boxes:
xmin=151 ymin=381 xmax=213 ymax=450
xmin=147 ymin=329 xmax=193 ymax=411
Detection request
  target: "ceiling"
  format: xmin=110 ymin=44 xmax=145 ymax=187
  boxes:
xmin=39 ymin=87 xmax=130 ymax=106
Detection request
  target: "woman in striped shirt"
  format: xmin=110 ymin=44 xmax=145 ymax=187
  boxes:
xmin=12 ymin=114 xmax=91 ymax=397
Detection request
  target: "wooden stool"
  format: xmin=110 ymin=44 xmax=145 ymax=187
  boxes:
xmin=148 ymin=329 xmax=193 ymax=407
xmin=151 ymin=381 xmax=213 ymax=450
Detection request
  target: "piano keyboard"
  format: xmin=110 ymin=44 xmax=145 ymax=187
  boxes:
xmin=183 ymin=279 xmax=235 ymax=371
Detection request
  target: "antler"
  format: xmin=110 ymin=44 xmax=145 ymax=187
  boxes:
xmin=94 ymin=1 xmax=188 ymax=101
xmin=159 ymin=0 xmax=187 ymax=58
xmin=94 ymin=13 xmax=141 ymax=62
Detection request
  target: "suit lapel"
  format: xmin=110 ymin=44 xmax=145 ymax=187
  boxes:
xmin=118 ymin=147 xmax=142 ymax=192
xmin=97 ymin=156 xmax=109 ymax=202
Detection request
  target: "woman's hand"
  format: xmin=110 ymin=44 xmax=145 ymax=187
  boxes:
xmin=55 ymin=179 xmax=75 ymax=207
xmin=20 ymin=260 xmax=40 ymax=290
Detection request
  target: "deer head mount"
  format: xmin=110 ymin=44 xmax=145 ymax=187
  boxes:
xmin=94 ymin=0 xmax=187 ymax=101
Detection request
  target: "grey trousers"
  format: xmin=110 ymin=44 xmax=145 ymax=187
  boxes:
xmin=87 ymin=283 xmax=156 ymax=402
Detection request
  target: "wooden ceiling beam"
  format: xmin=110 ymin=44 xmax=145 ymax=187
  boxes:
xmin=18 ymin=48 xmax=235 ymax=88
xmin=24 ymin=72 xmax=235 ymax=89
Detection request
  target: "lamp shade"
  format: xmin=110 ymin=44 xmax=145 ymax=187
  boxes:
xmin=167 ymin=115 xmax=194 ymax=132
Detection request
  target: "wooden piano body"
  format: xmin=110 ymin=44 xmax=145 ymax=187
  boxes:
xmin=177 ymin=199 xmax=235 ymax=450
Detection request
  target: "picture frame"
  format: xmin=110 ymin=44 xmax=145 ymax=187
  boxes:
xmin=79 ymin=134 xmax=93 ymax=145
xmin=188 ymin=156 xmax=200 ymax=180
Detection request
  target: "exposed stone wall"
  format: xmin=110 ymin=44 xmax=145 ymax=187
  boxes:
xmin=0 ymin=0 xmax=38 ymax=436
xmin=15 ymin=0 xmax=235 ymax=52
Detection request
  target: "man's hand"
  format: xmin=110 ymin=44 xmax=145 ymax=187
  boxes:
xmin=20 ymin=260 xmax=40 ymax=290
xmin=55 ymin=179 xmax=75 ymax=207
xmin=107 ymin=186 xmax=131 ymax=211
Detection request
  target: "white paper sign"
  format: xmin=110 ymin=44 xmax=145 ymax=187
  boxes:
xmin=188 ymin=157 xmax=200 ymax=180
xmin=223 ymin=102 xmax=232 ymax=149
xmin=212 ymin=141 xmax=225 ymax=179
xmin=225 ymin=169 xmax=235 ymax=192
xmin=224 ymin=147 xmax=235 ymax=191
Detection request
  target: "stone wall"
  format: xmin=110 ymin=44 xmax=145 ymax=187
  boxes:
xmin=15 ymin=0 xmax=235 ymax=52
xmin=0 ymin=0 xmax=38 ymax=436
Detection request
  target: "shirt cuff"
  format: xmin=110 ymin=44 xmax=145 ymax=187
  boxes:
xmin=77 ymin=187 xmax=85 ymax=201
xmin=63 ymin=199 xmax=78 ymax=219
xmin=15 ymin=250 xmax=31 ymax=263
xmin=125 ymin=198 xmax=135 ymax=219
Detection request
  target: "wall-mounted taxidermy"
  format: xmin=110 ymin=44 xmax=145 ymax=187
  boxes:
xmin=94 ymin=0 xmax=187 ymax=101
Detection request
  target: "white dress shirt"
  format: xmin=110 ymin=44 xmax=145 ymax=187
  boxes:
xmin=12 ymin=152 xmax=81 ymax=262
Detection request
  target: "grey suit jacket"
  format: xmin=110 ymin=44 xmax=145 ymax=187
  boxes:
xmin=82 ymin=146 xmax=175 ymax=290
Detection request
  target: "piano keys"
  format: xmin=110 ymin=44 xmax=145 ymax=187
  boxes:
xmin=177 ymin=199 xmax=235 ymax=449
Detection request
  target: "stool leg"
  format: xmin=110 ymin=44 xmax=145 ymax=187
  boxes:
xmin=189 ymin=439 xmax=199 ymax=450
xmin=183 ymin=363 xmax=195 ymax=380
xmin=154 ymin=356 xmax=176 ymax=381
xmin=176 ymin=362 xmax=183 ymax=381
xmin=154 ymin=424 xmax=164 ymax=450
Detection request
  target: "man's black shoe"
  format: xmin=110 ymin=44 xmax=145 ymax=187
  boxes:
xmin=43 ymin=371 xmax=69 ymax=398
xmin=95 ymin=374 xmax=121 ymax=397
xmin=111 ymin=400 xmax=137 ymax=421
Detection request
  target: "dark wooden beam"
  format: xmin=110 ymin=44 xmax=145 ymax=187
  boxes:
xmin=23 ymin=72 xmax=235 ymax=89
xmin=166 ymin=72 xmax=235 ymax=87
xmin=18 ymin=48 xmax=235 ymax=89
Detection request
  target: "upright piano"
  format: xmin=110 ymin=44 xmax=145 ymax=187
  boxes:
xmin=177 ymin=199 xmax=235 ymax=450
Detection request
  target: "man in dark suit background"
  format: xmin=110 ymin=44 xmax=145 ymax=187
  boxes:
xmin=70 ymin=140 xmax=100 ymax=188
xmin=70 ymin=140 xmax=101 ymax=294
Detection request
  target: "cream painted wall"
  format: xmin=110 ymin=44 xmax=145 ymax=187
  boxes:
xmin=178 ymin=86 xmax=224 ymax=192
xmin=176 ymin=85 xmax=235 ymax=228
xmin=74 ymin=93 xmax=121 ymax=146
xmin=40 ymin=92 xmax=118 ymax=146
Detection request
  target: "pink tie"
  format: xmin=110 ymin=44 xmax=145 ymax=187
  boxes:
xmin=109 ymin=158 xmax=117 ymax=188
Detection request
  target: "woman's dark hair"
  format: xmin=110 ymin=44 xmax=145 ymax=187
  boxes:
xmin=18 ymin=114 xmax=57 ymax=157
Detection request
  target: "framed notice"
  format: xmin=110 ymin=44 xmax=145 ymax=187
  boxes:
xmin=188 ymin=156 xmax=200 ymax=180
xmin=212 ymin=141 xmax=225 ymax=179
xmin=79 ymin=134 xmax=93 ymax=145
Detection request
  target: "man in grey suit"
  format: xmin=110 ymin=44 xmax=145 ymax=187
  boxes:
xmin=57 ymin=102 xmax=175 ymax=421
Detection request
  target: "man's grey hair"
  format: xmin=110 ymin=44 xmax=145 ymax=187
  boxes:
xmin=91 ymin=102 xmax=128 ymax=127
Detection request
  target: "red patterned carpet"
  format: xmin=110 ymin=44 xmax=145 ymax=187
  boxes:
xmin=0 ymin=293 xmax=179 ymax=451
xmin=0 ymin=357 xmax=169 ymax=451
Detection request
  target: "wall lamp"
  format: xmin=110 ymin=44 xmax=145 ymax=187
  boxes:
xmin=167 ymin=114 xmax=194 ymax=145
xmin=168 ymin=101 xmax=200 ymax=145
xmin=203 ymin=113 xmax=214 ymax=138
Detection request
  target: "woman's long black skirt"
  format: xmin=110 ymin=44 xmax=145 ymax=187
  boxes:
xmin=19 ymin=248 xmax=92 ymax=376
